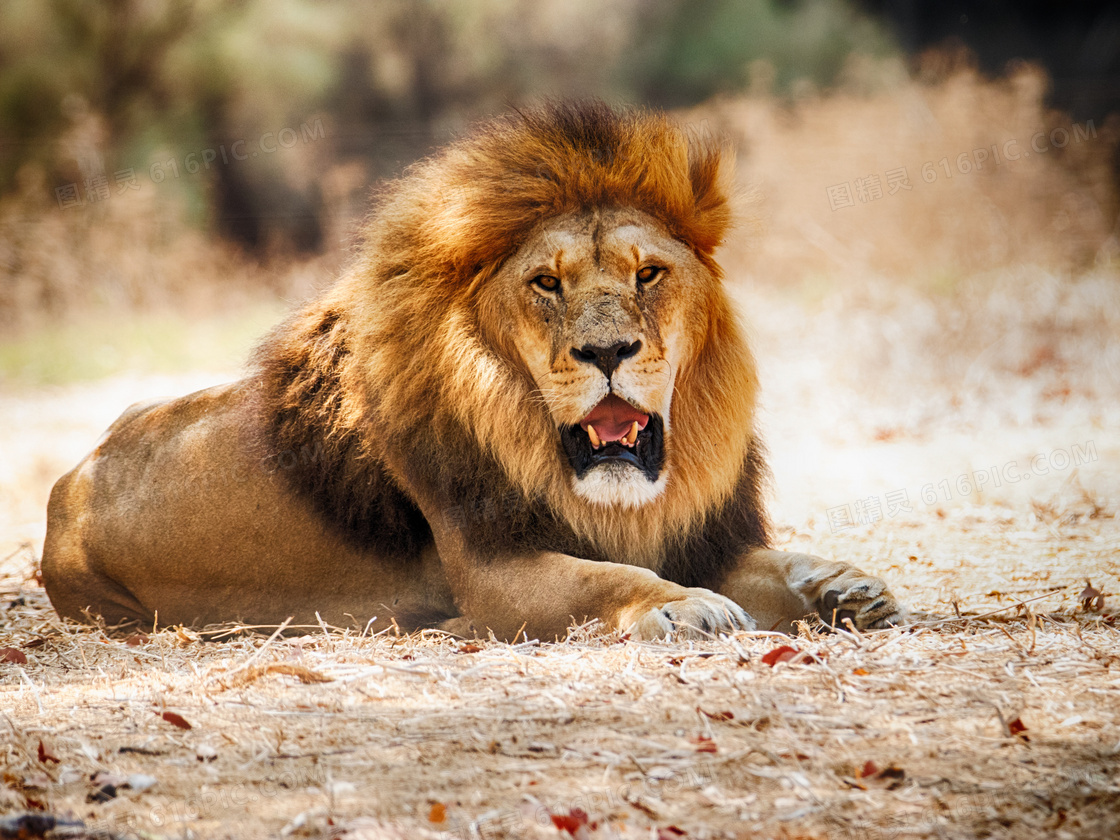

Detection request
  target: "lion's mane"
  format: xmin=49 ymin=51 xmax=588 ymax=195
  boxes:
xmin=254 ymin=101 xmax=769 ymax=587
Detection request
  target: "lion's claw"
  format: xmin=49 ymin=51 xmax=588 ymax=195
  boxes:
xmin=628 ymin=589 xmax=756 ymax=640
xmin=817 ymin=573 xmax=907 ymax=630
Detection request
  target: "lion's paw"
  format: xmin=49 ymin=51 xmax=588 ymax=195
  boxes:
xmin=627 ymin=589 xmax=756 ymax=641
xmin=817 ymin=572 xmax=907 ymax=630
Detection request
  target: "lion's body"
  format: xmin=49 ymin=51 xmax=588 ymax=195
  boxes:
xmin=42 ymin=102 xmax=904 ymax=639
xmin=43 ymin=382 xmax=455 ymax=631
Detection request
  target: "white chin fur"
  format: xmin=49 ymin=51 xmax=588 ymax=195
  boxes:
xmin=573 ymin=462 xmax=667 ymax=508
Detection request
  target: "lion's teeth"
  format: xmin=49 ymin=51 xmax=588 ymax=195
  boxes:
xmin=587 ymin=425 xmax=601 ymax=448
xmin=624 ymin=421 xmax=640 ymax=446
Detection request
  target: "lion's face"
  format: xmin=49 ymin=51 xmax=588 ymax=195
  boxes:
xmin=484 ymin=208 xmax=713 ymax=509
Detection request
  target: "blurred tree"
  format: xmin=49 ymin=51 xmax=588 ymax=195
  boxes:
xmin=0 ymin=0 xmax=897 ymax=254
xmin=630 ymin=0 xmax=896 ymax=105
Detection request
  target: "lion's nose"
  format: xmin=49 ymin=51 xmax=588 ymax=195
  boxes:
xmin=570 ymin=340 xmax=642 ymax=379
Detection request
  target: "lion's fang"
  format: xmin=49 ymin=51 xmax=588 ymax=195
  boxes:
xmin=587 ymin=425 xmax=601 ymax=448
xmin=624 ymin=421 xmax=639 ymax=446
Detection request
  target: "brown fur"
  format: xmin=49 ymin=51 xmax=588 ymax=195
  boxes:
xmin=41 ymin=101 xmax=906 ymax=639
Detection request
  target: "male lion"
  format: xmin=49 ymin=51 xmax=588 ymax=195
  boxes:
xmin=42 ymin=102 xmax=905 ymax=640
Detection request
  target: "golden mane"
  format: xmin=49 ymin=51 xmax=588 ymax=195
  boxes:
xmin=360 ymin=100 xmax=734 ymax=283
xmin=256 ymin=101 xmax=766 ymax=579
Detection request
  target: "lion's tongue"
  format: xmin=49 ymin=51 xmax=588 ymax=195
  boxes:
xmin=579 ymin=395 xmax=649 ymax=443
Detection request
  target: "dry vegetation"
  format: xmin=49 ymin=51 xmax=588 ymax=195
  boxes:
xmin=2 ymin=548 xmax=1119 ymax=840
xmin=2 ymin=64 xmax=1120 ymax=838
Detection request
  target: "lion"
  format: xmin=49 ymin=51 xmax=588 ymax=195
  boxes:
xmin=41 ymin=101 xmax=905 ymax=640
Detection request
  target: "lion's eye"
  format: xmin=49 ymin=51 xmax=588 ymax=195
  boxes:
xmin=636 ymin=265 xmax=664 ymax=285
xmin=532 ymin=275 xmax=560 ymax=293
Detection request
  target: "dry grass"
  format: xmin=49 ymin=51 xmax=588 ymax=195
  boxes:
xmin=2 ymin=530 xmax=1119 ymax=840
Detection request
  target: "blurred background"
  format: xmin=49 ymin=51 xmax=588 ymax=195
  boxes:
xmin=1 ymin=0 xmax=1118 ymax=574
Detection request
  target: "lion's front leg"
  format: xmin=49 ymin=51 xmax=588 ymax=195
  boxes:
xmin=435 ymin=540 xmax=754 ymax=642
xmin=717 ymin=548 xmax=907 ymax=633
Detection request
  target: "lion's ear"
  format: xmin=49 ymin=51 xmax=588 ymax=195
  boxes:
xmin=685 ymin=136 xmax=735 ymax=258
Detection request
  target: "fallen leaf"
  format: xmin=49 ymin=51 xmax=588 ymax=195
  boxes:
xmin=37 ymin=740 xmax=60 ymax=765
xmin=761 ymin=645 xmax=824 ymax=667
xmin=458 ymin=643 xmax=483 ymax=654
xmin=87 ymin=774 xmax=120 ymax=803
xmin=857 ymin=760 xmax=879 ymax=778
xmin=160 ymin=711 xmax=192 ymax=730
xmin=124 ymin=633 xmax=149 ymax=646
xmin=689 ymin=735 xmax=718 ymax=753
xmin=1079 ymin=581 xmax=1105 ymax=611
xmin=761 ymin=645 xmax=800 ymax=667
xmin=88 ymin=785 xmax=117 ymax=803
xmin=852 ymin=668 xmax=869 ymax=676
xmin=878 ymin=766 xmax=906 ymax=783
xmin=1008 ymin=716 xmax=1030 ymax=740
xmin=175 ymin=627 xmax=197 ymax=645
xmin=550 ymin=808 xmax=590 ymax=834
xmin=0 ymin=647 xmax=27 ymax=665
xmin=428 ymin=802 xmax=446 ymax=824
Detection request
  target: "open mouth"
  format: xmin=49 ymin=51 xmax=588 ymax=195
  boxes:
xmin=559 ymin=394 xmax=665 ymax=481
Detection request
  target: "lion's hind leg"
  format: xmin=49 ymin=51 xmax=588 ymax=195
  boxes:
xmin=41 ymin=466 xmax=153 ymax=629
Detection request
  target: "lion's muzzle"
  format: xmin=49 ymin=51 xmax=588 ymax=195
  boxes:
xmin=560 ymin=394 xmax=664 ymax=482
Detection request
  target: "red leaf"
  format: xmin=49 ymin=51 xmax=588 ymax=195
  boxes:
xmin=457 ymin=643 xmax=483 ymax=654
xmin=124 ymin=633 xmax=149 ymax=647
xmin=0 ymin=647 xmax=27 ymax=664
xmin=761 ymin=645 xmax=800 ymax=666
xmin=37 ymin=740 xmax=60 ymax=765
xmin=160 ymin=711 xmax=192 ymax=730
xmin=1008 ymin=717 xmax=1029 ymax=739
xmin=550 ymin=808 xmax=590 ymax=834
xmin=857 ymin=760 xmax=879 ymax=778
xmin=689 ymin=735 xmax=718 ymax=753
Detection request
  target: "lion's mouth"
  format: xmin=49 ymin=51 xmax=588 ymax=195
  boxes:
xmin=560 ymin=394 xmax=664 ymax=481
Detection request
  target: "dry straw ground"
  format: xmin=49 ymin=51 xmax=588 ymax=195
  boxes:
xmin=2 ymin=62 xmax=1120 ymax=839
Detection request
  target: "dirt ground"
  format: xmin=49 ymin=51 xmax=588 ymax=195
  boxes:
xmin=2 ymin=275 xmax=1119 ymax=840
